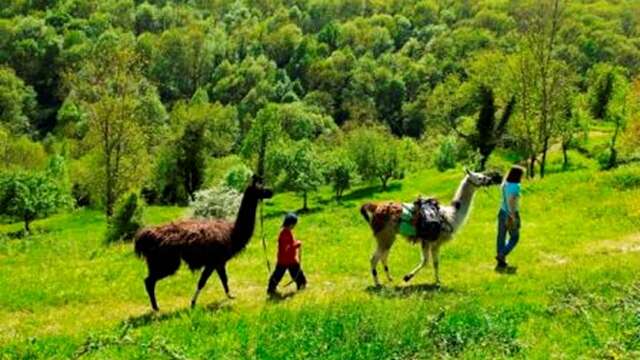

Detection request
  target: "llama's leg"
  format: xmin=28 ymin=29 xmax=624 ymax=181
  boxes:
xmin=191 ymin=265 xmax=214 ymax=308
xmin=380 ymin=249 xmax=393 ymax=282
xmin=431 ymin=245 xmax=441 ymax=286
xmin=216 ymin=265 xmax=235 ymax=299
xmin=144 ymin=275 xmax=159 ymax=311
xmin=370 ymin=246 xmax=383 ymax=286
xmin=145 ymin=255 xmax=180 ymax=311
xmin=403 ymin=242 xmax=430 ymax=282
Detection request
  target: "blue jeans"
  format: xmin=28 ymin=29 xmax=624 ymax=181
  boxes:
xmin=497 ymin=210 xmax=520 ymax=257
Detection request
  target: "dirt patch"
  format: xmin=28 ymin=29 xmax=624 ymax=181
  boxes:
xmin=540 ymin=253 xmax=569 ymax=265
xmin=596 ymin=233 xmax=640 ymax=255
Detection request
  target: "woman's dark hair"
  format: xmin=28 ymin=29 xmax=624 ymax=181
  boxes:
xmin=283 ymin=212 xmax=298 ymax=227
xmin=506 ymin=165 xmax=525 ymax=183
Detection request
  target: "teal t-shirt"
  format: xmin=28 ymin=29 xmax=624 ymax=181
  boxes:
xmin=500 ymin=182 xmax=521 ymax=212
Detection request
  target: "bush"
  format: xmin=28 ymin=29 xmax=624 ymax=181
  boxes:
xmin=435 ymin=136 xmax=457 ymax=172
xmin=105 ymin=192 xmax=144 ymax=243
xmin=223 ymin=164 xmax=253 ymax=192
xmin=190 ymin=186 xmax=242 ymax=220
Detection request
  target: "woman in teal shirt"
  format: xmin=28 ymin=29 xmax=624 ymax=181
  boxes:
xmin=496 ymin=165 xmax=525 ymax=269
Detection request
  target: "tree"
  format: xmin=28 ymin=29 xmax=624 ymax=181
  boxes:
xmin=154 ymin=92 xmax=238 ymax=204
xmin=67 ymin=32 xmax=152 ymax=216
xmin=0 ymin=66 xmax=37 ymax=134
xmin=555 ymin=94 xmax=587 ymax=170
xmin=324 ymin=153 xmax=357 ymax=201
xmin=347 ymin=127 xmax=403 ymax=191
xmin=0 ymin=159 xmax=70 ymax=233
xmin=466 ymin=86 xmax=516 ymax=170
xmin=587 ymin=64 xmax=630 ymax=169
xmin=241 ymin=104 xmax=284 ymax=180
xmin=281 ymin=141 xmax=324 ymax=211
xmin=516 ymin=0 xmax=568 ymax=178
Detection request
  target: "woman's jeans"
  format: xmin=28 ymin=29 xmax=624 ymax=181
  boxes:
xmin=497 ymin=210 xmax=520 ymax=257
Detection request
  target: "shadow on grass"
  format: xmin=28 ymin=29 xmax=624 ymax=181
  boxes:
xmin=123 ymin=300 xmax=232 ymax=329
xmin=266 ymin=291 xmax=299 ymax=303
xmin=321 ymin=182 xmax=403 ymax=205
xmin=365 ymin=282 xmax=458 ymax=298
xmin=263 ymin=205 xmax=326 ymax=220
xmin=495 ymin=265 xmax=518 ymax=275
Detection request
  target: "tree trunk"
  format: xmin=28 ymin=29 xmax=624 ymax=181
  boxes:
xmin=381 ymin=176 xmax=388 ymax=191
xmin=24 ymin=216 xmax=30 ymax=234
xmin=540 ymin=137 xmax=550 ymax=178
xmin=562 ymin=142 xmax=569 ymax=170
xmin=529 ymin=155 xmax=536 ymax=178
xmin=608 ymin=121 xmax=621 ymax=169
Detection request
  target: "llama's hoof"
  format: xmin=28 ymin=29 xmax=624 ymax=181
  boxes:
xmin=403 ymin=275 xmax=412 ymax=282
xmin=190 ymin=301 xmax=196 ymax=309
xmin=226 ymin=293 xmax=236 ymax=300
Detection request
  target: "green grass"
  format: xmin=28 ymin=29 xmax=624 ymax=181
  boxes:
xmin=1 ymin=165 xmax=640 ymax=359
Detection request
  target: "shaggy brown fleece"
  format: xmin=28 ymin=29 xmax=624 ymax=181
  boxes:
xmin=135 ymin=219 xmax=236 ymax=273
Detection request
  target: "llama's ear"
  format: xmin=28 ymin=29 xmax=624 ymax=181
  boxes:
xmin=464 ymin=167 xmax=471 ymax=176
xmin=252 ymin=174 xmax=263 ymax=185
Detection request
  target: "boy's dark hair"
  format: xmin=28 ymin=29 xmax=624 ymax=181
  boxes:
xmin=283 ymin=212 xmax=298 ymax=227
xmin=506 ymin=165 xmax=525 ymax=183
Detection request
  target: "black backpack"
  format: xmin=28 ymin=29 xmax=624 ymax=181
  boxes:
xmin=414 ymin=198 xmax=443 ymax=241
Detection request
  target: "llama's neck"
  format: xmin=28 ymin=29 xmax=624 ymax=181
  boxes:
xmin=450 ymin=176 xmax=477 ymax=232
xmin=230 ymin=189 xmax=259 ymax=254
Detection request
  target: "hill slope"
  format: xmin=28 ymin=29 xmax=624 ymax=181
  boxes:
xmin=1 ymin=166 xmax=639 ymax=359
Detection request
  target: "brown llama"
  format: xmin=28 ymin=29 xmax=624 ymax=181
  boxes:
xmin=134 ymin=176 xmax=273 ymax=311
xmin=360 ymin=169 xmax=502 ymax=287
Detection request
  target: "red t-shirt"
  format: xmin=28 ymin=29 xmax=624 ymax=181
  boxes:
xmin=277 ymin=228 xmax=300 ymax=265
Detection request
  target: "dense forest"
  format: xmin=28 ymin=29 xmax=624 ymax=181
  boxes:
xmin=1 ymin=0 xmax=639 ymax=225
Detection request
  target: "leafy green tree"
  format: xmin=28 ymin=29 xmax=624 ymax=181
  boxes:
xmin=346 ymin=127 xmax=403 ymax=190
xmin=281 ymin=140 xmax=324 ymax=211
xmin=0 ymin=66 xmax=37 ymax=134
xmin=66 ymin=32 xmax=152 ymax=216
xmin=465 ymin=86 xmax=516 ymax=170
xmin=223 ymin=164 xmax=253 ymax=192
xmin=587 ymin=64 xmax=631 ymax=169
xmin=323 ymin=152 xmax=357 ymax=201
xmin=2 ymin=16 xmax=61 ymax=134
xmin=0 ymin=165 xmax=70 ymax=233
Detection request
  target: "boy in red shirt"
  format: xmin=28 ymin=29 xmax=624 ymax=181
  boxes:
xmin=267 ymin=213 xmax=307 ymax=295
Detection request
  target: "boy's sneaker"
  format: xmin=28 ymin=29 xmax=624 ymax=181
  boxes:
xmin=495 ymin=255 xmax=508 ymax=269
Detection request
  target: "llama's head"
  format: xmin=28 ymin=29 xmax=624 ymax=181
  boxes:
xmin=464 ymin=168 xmax=503 ymax=187
xmin=247 ymin=175 xmax=273 ymax=200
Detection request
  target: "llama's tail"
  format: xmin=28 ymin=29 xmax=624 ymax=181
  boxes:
xmin=134 ymin=228 xmax=160 ymax=258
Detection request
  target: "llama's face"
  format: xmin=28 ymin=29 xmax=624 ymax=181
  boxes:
xmin=466 ymin=169 xmax=503 ymax=187
xmin=250 ymin=175 xmax=274 ymax=200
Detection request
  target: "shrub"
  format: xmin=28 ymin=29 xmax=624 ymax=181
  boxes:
xmin=223 ymin=164 xmax=253 ymax=192
xmin=435 ymin=136 xmax=457 ymax=172
xmin=190 ymin=186 xmax=242 ymax=220
xmin=105 ymin=192 xmax=144 ymax=243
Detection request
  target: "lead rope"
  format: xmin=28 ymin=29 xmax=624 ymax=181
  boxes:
xmin=260 ymin=200 xmax=271 ymax=274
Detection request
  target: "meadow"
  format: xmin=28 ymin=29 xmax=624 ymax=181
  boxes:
xmin=1 ymin=155 xmax=639 ymax=359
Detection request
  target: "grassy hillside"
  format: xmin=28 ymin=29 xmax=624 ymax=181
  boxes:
xmin=1 ymin=164 xmax=640 ymax=359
